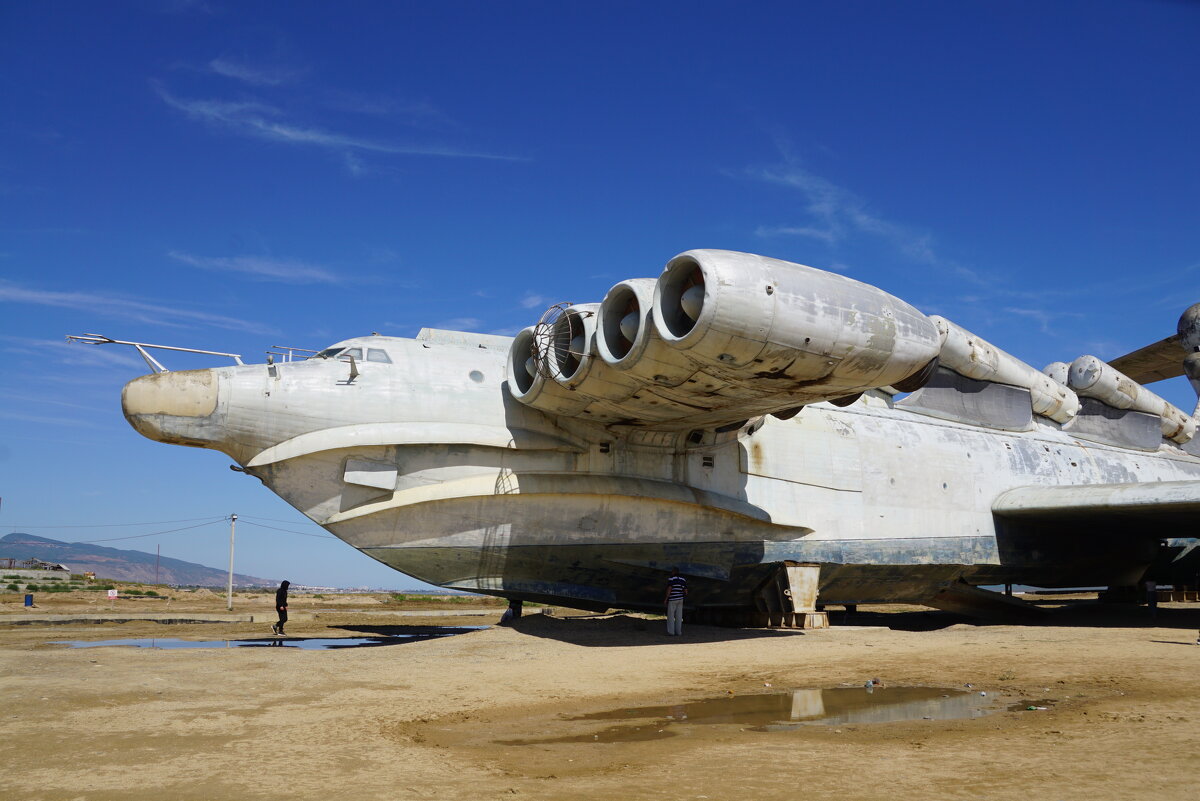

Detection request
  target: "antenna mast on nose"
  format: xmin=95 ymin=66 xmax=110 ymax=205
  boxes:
xmin=66 ymin=334 xmax=245 ymax=373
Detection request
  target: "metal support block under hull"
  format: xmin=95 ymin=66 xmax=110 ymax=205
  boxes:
xmin=752 ymin=562 xmax=830 ymax=628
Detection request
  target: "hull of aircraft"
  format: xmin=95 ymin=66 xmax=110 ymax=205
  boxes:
xmin=118 ymin=331 xmax=1198 ymax=614
xmin=114 ymin=250 xmax=1200 ymax=617
xmin=265 ymin=384 xmax=1198 ymax=610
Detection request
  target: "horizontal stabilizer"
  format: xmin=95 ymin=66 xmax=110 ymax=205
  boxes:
xmin=993 ymin=480 xmax=1200 ymax=527
xmin=1107 ymin=334 xmax=1187 ymax=384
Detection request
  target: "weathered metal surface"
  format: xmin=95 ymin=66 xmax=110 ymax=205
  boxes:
xmin=113 ymin=252 xmax=1200 ymax=617
xmin=1061 ymin=398 xmax=1164 ymax=451
xmin=931 ymin=317 xmax=1079 ymax=423
xmin=512 ymin=250 xmax=942 ymax=430
xmin=993 ymin=480 xmax=1200 ymax=521
xmin=122 ymin=369 xmax=218 ymax=419
xmin=1068 ymin=355 xmax=1196 ymax=443
xmin=896 ymin=368 xmax=1035 ymax=431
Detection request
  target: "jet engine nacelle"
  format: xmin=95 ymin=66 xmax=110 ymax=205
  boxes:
xmin=508 ymin=250 xmax=942 ymax=428
xmin=646 ymin=249 xmax=941 ymax=395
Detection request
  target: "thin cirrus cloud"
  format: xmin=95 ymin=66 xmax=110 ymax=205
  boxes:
xmin=153 ymin=83 xmax=525 ymax=163
xmin=168 ymin=250 xmax=342 ymax=284
xmin=432 ymin=316 xmax=484 ymax=331
xmin=0 ymin=281 xmax=276 ymax=336
xmin=519 ymin=292 xmax=549 ymax=309
xmin=1002 ymin=306 xmax=1084 ymax=336
xmin=208 ymin=57 xmax=303 ymax=87
xmin=746 ymin=154 xmax=991 ymax=292
xmin=749 ymin=159 xmax=939 ymax=265
xmin=0 ymin=335 xmax=145 ymax=371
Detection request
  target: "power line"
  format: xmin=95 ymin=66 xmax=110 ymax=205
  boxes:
xmin=238 ymin=520 xmax=337 ymax=539
xmin=3 ymin=516 xmax=228 ymax=529
xmin=240 ymin=514 xmax=321 ymax=525
xmin=76 ymin=520 xmax=226 ymax=544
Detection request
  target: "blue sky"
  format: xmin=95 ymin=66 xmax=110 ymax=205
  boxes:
xmin=2 ymin=1 xmax=1198 ymax=588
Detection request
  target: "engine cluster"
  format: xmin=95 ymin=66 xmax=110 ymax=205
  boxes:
xmin=507 ymin=249 xmax=942 ymax=428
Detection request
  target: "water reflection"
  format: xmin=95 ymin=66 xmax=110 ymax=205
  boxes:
xmin=500 ymin=686 xmax=993 ymax=744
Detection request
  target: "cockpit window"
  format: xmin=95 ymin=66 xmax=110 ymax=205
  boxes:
xmin=314 ymin=347 xmax=343 ymax=359
xmin=342 ymin=348 xmax=363 ymax=362
xmin=366 ymin=348 xmax=392 ymax=364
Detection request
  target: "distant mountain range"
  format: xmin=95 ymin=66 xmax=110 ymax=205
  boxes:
xmin=0 ymin=532 xmax=276 ymax=587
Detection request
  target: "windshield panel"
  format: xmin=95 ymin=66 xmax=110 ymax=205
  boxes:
xmin=367 ymin=348 xmax=392 ymax=364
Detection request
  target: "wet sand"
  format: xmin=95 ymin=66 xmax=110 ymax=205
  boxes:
xmin=2 ymin=594 xmax=1198 ymax=800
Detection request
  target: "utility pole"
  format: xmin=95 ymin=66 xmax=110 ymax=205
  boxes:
xmin=155 ymin=544 xmax=160 ymax=586
xmin=227 ymin=514 xmax=237 ymax=611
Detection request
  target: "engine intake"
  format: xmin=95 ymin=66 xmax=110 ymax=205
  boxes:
xmin=652 ymin=250 xmax=941 ymax=394
xmin=508 ymin=250 xmax=946 ymax=428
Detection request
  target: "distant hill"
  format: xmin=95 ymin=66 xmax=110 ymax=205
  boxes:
xmin=0 ymin=532 xmax=276 ymax=587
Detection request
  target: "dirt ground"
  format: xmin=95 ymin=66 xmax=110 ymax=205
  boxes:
xmin=2 ymin=592 xmax=1198 ymax=801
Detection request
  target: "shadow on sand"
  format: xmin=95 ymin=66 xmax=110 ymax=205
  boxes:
xmin=329 ymin=624 xmax=487 ymax=637
xmin=830 ymin=601 xmax=1200 ymax=631
xmin=328 ymin=604 xmax=1200 ymax=646
xmin=493 ymin=613 xmax=808 ymax=647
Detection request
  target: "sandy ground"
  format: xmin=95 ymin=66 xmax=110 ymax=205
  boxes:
xmin=2 ymin=593 xmax=1199 ymax=801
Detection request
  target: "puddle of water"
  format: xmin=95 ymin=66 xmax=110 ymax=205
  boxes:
xmin=1007 ymin=698 xmax=1058 ymax=712
xmin=55 ymin=628 xmax=483 ymax=651
xmin=500 ymin=687 xmax=994 ymax=744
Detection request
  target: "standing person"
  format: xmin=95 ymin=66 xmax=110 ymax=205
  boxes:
xmin=664 ymin=568 xmax=687 ymax=636
xmin=272 ymin=580 xmax=290 ymax=636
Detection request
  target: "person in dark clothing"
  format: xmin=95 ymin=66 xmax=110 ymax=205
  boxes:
xmin=664 ymin=568 xmax=687 ymax=636
xmin=272 ymin=580 xmax=290 ymax=636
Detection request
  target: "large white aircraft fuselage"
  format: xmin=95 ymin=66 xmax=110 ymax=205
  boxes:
xmin=121 ymin=327 xmax=1200 ymax=611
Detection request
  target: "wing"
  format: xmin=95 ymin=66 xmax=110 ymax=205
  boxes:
xmin=993 ymin=480 xmax=1200 ymax=528
xmin=1106 ymin=335 xmax=1188 ymax=384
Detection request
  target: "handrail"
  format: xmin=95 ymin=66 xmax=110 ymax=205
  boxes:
xmin=268 ymin=345 xmax=318 ymax=362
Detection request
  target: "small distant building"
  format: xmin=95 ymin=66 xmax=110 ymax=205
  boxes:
xmin=83 ymin=571 xmax=96 ymax=581
xmin=0 ymin=557 xmax=73 ymax=584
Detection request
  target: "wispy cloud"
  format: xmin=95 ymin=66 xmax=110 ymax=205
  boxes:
xmin=324 ymin=91 xmax=458 ymax=130
xmin=154 ymin=83 xmax=526 ymax=164
xmin=0 ymin=408 xmax=104 ymax=428
xmin=0 ymin=282 xmax=276 ymax=336
xmin=168 ymin=250 xmax=342 ymax=284
xmin=208 ymin=57 xmax=302 ymax=87
xmin=748 ymin=159 xmax=943 ymax=267
xmin=432 ymin=316 xmax=483 ymax=331
xmin=0 ymin=388 xmax=106 ymax=412
xmin=754 ymin=224 xmax=838 ymax=244
xmin=1002 ymin=307 xmax=1085 ymax=335
xmin=520 ymin=292 xmax=549 ymax=309
xmin=0 ymin=336 xmax=149 ymax=377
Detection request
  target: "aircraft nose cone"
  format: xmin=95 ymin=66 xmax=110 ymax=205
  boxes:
xmin=122 ymin=369 xmax=220 ymax=444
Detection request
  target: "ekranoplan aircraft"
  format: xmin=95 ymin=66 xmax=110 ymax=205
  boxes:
xmin=76 ymin=250 xmax=1200 ymax=621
